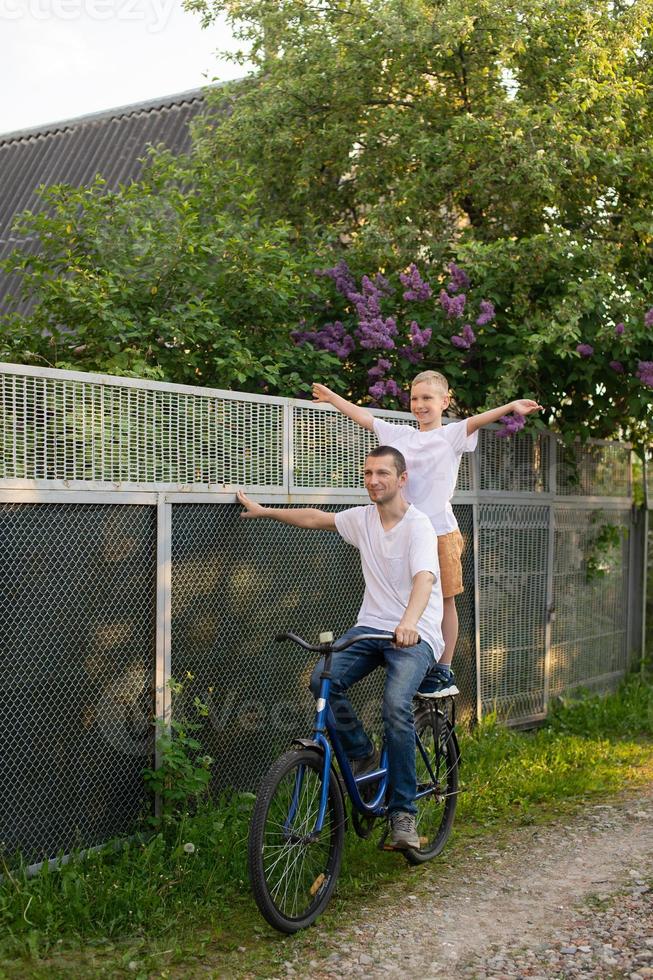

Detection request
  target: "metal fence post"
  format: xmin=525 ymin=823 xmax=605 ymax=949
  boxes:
xmin=471 ymin=446 xmax=482 ymax=723
xmin=154 ymin=494 xmax=172 ymax=797
xmin=542 ymin=433 xmax=558 ymax=714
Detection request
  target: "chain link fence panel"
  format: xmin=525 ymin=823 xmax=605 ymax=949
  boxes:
xmin=0 ymin=502 xmax=156 ymax=865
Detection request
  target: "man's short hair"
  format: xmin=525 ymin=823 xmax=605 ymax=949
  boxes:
xmin=366 ymin=445 xmax=407 ymax=476
xmin=412 ymin=370 xmax=449 ymax=395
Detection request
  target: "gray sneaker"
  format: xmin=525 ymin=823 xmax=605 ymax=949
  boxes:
xmin=390 ymin=811 xmax=420 ymax=849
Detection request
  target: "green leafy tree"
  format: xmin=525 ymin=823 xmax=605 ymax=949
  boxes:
xmin=1 ymin=149 xmax=337 ymax=393
xmin=184 ymin=0 xmax=653 ymax=445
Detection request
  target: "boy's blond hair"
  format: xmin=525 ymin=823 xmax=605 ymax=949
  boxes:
xmin=411 ymin=370 xmax=449 ymax=395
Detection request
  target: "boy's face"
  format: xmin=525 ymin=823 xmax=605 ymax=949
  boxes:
xmin=410 ymin=381 xmax=450 ymax=430
xmin=363 ymin=454 xmax=407 ymax=505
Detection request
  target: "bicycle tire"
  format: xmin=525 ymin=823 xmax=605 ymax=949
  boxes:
xmin=248 ymin=748 xmax=345 ymax=933
xmin=404 ymin=703 xmax=459 ymax=865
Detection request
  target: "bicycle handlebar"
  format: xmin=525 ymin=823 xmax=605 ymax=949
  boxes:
xmin=275 ymin=630 xmax=421 ymax=652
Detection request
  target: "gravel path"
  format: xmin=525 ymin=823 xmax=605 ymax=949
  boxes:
xmin=279 ymin=786 xmax=653 ymax=979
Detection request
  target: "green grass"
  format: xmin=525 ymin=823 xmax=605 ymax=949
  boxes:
xmin=1 ymin=673 xmax=652 ymax=977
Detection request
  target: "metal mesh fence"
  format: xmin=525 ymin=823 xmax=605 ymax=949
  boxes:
xmin=549 ymin=508 xmax=630 ymax=696
xmin=0 ymin=502 xmax=156 ymax=864
xmin=0 ymin=370 xmax=286 ymax=487
xmin=556 ymin=440 xmax=631 ymax=497
xmin=478 ymin=429 xmax=550 ymax=494
xmin=0 ymin=363 xmax=642 ymax=866
xmin=169 ymin=503 xmax=477 ymax=795
xmin=477 ymin=503 xmax=550 ymax=721
xmin=290 ymin=405 xmax=472 ymax=492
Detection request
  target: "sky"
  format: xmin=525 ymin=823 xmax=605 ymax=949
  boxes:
xmin=1 ymin=1 xmax=247 ymax=135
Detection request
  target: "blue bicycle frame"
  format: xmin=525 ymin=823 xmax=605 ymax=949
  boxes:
xmin=300 ymin=636 xmax=440 ymax=836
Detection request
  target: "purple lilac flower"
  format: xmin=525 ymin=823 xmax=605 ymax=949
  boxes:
xmin=368 ymin=380 xmax=386 ymax=401
xmin=409 ymin=320 xmax=432 ymax=348
xmin=316 ymin=259 xmax=356 ymax=298
xmin=291 ymin=321 xmax=355 ymax=360
xmin=495 ymin=413 xmax=526 ymax=439
xmin=614 ymin=322 xmax=625 ymax=337
xmin=609 ymin=360 xmax=624 ymax=373
xmin=636 ymin=361 xmax=653 ymax=387
xmin=440 ymin=290 xmax=467 ymax=319
xmin=400 ymin=264 xmax=432 ymax=302
xmin=384 ymin=379 xmax=401 ymax=397
xmin=645 ymin=308 xmax=653 ymax=328
xmin=398 ymin=345 xmax=424 ymax=365
xmin=368 ymin=378 xmax=403 ymax=402
xmin=476 ymin=300 xmax=496 ymax=326
xmin=451 ymin=324 xmax=476 ymax=350
xmin=356 ymin=315 xmax=398 ymax=350
xmin=367 ymin=358 xmax=391 ymax=381
xmin=447 ymin=262 xmax=471 ymax=294
xmin=374 ymin=273 xmax=394 ymax=296
xmin=576 ymin=343 xmax=594 ymax=357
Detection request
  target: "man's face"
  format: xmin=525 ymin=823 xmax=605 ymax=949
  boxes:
xmin=363 ymin=454 xmax=406 ymax=504
xmin=410 ymin=381 xmax=449 ymax=430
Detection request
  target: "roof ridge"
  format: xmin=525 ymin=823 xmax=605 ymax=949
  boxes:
xmin=0 ymin=79 xmax=236 ymax=145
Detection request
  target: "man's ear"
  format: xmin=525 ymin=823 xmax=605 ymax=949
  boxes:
xmin=442 ymin=393 xmax=451 ymax=410
xmin=399 ymin=469 xmax=408 ymax=486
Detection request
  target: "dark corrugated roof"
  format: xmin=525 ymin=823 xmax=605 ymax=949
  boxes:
xmin=0 ymin=86 xmax=220 ymax=314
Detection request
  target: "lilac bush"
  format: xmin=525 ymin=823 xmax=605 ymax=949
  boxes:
xmin=293 ymin=258 xmax=504 ymax=415
xmin=290 ymin=256 xmax=651 ymax=448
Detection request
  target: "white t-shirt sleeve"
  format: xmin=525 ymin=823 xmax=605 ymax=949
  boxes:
xmin=372 ymin=416 xmax=408 ymax=447
xmin=408 ymin=519 xmax=440 ymax=581
xmin=334 ymin=507 xmax=364 ymax=548
xmin=442 ymin=418 xmax=478 ymax=456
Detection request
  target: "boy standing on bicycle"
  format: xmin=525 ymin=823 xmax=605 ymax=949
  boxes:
xmin=237 ymin=445 xmax=442 ymax=849
xmin=312 ymin=372 xmax=542 ymax=696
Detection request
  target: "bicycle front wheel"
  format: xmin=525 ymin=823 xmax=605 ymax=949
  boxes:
xmin=248 ymin=748 xmax=345 ymax=933
xmin=406 ymin=702 xmax=459 ymax=865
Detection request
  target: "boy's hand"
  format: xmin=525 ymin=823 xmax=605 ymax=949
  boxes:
xmin=236 ymin=490 xmax=266 ymax=518
xmin=511 ymin=399 xmax=543 ymax=416
xmin=312 ymin=383 xmax=336 ymax=404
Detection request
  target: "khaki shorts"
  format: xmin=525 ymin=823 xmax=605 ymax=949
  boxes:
xmin=437 ymin=529 xmax=465 ymax=599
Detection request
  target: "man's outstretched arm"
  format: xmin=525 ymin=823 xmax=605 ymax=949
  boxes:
xmin=394 ymin=570 xmax=436 ymax=648
xmin=237 ymin=490 xmax=337 ymax=531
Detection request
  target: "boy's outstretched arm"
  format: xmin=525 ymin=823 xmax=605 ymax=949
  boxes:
xmin=236 ymin=490 xmax=337 ymax=530
xmin=466 ymin=399 xmax=543 ymax=437
xmin=312 ymin=383 xmax=375 ymax=432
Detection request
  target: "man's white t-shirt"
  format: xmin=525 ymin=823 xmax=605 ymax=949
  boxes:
xmin=334 ymin=503 xmax=444 ymax=661
xmin=372 ymin=418 xmax=478 ymax=535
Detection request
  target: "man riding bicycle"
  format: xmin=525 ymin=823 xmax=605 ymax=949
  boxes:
xmin=237 ymin=445 xmax=444 ymax=849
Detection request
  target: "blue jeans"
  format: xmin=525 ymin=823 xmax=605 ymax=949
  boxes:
xmin=309 ymin=626 xmax=433 ymax=815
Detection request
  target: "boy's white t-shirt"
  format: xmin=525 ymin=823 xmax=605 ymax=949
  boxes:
xmin=372 ymin=418 xmax=478 ymax=535
xmin=334 ymin=503 xmax=444 ymax=661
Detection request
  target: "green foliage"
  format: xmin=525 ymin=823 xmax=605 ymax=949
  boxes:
xmin=2 ymin=0 xmax=653 ymax=444
xmin=585 ymin=518 xmax=624 ymax=583
xmin=143 ymin=677 xmax=214 ymax=827
xmin=0 ymin=793 xmax=254 ymax=960
xmin=185 ymin=0 xmax=653 ymax=444
xmin=0 ymin=151 xmax=337 ymax=395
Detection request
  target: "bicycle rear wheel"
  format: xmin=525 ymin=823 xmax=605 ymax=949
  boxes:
xmin=248 ymin=748 xmax=345 ymax=933
xmin=405 ymin=702 xmax=459 ymax=865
